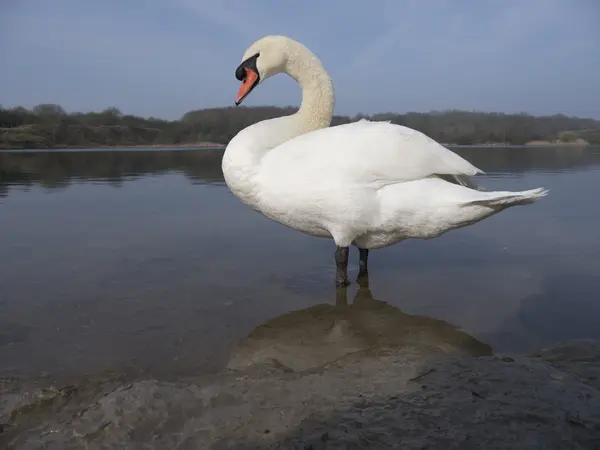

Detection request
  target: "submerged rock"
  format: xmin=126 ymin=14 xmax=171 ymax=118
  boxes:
xmin=2 ymin=288 xmax=600 ymax=449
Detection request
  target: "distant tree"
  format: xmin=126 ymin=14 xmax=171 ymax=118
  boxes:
xmin=100 ymin=107 xmax=123 ymax=126
xmin=559 ymin=131 xmax=577 ymax=143
xmin=103 ymin=107 xmax=123 ymax=117
xmin=0 ymin=106 xmax=39 ymax=127
xmin=32 ymin=103 xmax=67 ymax=118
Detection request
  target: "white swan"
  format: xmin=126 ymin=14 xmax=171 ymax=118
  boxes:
xmin=222 ymin=35 xmax=548 ymax=287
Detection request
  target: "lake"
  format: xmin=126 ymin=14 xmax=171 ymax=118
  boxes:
xmin=1 ymin=145 xmax=599 ymax=381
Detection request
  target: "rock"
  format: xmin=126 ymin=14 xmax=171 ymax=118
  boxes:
xmin=533 ymin=339 xmax=600 ymax=390
xmin=2 ymin=340 xmax=599 ymax=449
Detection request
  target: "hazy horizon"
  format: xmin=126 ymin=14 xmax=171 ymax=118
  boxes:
xmin=2 ymin=0 xmax=599 ymax=120
xmin=4 ymin=104 xmax=600 ymax=123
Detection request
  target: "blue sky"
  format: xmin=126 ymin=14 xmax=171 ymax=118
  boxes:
xmin=1 ymin=0 xmax=599 ymax=119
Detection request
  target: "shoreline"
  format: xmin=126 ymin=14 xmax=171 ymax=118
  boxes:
xmin=0 ymin=142 xmax=226 ymax=151
xmin=1 ymin=141 xmax=593 ymax=151
xmin=2 ymin=339 xmax=599 ymax=449
xmin=524 ymin=140 xmax=589 ymax=147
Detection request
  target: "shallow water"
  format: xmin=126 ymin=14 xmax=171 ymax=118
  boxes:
xmin=1 ymin=145 xmax=599 ymax=380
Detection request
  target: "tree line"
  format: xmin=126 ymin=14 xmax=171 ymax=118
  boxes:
xmin=1 ymin=103 xmax=599 ymax=149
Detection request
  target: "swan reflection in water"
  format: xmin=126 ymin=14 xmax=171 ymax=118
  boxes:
xmin=227 ymin=279 xmax=493 ymax=372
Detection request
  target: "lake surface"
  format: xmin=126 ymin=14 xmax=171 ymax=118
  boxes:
xmin=1 ymin=146 xmax=600 ymax=381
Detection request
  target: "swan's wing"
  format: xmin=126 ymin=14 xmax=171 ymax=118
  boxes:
xmin=266 ymin=119 xmax=484 ymax=187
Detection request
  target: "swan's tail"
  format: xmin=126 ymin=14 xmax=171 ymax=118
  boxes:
xmin=464 ymin=187 xmax=549 ymax=208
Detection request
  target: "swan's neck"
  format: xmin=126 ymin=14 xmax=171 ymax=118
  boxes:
xmin=286 ymin=43 xmax=335 ymax=135
xmin=223 ymin=42 xmax=334 ymax=203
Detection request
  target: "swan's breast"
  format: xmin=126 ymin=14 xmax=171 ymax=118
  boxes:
xmin=254 ymin=186 xmax=332 ymax=237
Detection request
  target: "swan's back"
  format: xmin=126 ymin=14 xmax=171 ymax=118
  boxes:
xmin=261 ymin=119 xmax=483 ymax=188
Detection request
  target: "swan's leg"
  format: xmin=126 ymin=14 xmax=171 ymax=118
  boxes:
xmin=334 ymin=246 xmax=350 ymax=287
xmin=357 ymin=248 xmax=369 ymax=286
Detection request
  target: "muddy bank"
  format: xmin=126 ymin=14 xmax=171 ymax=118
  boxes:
xmin=2 ymin=288 xmax=600 ymax=449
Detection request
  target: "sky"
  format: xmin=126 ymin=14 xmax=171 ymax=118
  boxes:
xmin=1 ymin=0 xmax=599 ymax=120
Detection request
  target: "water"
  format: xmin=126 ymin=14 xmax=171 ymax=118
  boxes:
xmin=1 ymin=146 xmax=599 ymax=380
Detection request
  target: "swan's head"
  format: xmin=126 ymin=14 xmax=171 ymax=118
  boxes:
xmin=234 ymin=35 xmax=295 ymax=106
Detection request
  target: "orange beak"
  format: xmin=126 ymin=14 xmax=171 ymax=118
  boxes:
xmin=235 ymin=68 xmax=259 ymax=105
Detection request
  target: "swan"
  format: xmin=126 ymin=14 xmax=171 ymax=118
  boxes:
xmin=222 ymin=35 xmax=548 ymax=287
